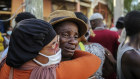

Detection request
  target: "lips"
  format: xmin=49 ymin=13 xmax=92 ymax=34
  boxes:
xmin=64 ymin=46 xmax=75 ymax=53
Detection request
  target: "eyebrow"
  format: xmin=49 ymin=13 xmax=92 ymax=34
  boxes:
xmin=59 ymin=30 xmax=78 ymax=34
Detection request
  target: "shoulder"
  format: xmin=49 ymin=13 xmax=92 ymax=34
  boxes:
xmin=105 ymin=30 xmax=118 ymax=35
xmin=85 ymin=43 xmax=105 ymax=61
xmin=87 ymin=43 xmax=105 ymax=52
xmin=122 ymin=50 xmax=140 ymax=66
xmin=91 ymin=43 xmax=104 ymax=48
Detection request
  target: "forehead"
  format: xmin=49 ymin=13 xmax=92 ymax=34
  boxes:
xmin=55 ymin=21 xmax=78 ymax=33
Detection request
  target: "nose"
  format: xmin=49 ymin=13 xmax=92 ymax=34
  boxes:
xmin=68 ymin=37 xmax=78 ymax=45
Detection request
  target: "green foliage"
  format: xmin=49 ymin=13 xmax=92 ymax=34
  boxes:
xmin=124 ymin=0 xmax=133 ymax=13
xmin=132 ymin=3 xmax=140 ymax=10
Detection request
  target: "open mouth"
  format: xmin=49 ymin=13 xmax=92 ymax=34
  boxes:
xmin=64 ymin=47 xmax=75 ymax=52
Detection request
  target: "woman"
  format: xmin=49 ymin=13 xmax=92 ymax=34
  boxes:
xmin=75 ymin=12 xmax=116 ymax=79
xmin=0 ymin=19 xmax=60 ymax=79
xmin=117 ymin=11 xmax=140 ymax=79
xmin=47 ymin=10 xmax=101 ymax=78
xmin=0 ymin=19 xmax=101 ymax=79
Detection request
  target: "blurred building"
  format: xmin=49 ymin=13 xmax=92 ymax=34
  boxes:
xmin=91 ymin=0 xmax=112 ymax=28
xmin=0 ymin=0 xmax=115 ymax=29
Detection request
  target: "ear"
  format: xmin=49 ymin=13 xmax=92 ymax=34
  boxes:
xmin=91 ymin=20 xmax=95 ymax=24
xmin=52 ymin=43 xmax=56 ymax=49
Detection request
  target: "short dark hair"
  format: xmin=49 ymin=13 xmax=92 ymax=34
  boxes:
xmin=124 ymin=10 xmax=140 ymax=36
xmin=15 ymin=12 xmax=36 ymax=23
xmin=116 ymin=17 xmax=124 ymax=29
xmin=74 ymin=12 xmax=88 ymax=24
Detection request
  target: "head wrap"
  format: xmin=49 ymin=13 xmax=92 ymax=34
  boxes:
xmin=6 ymin=19 xmax=56 ymax=68
xmin=15 ymin=12 xmax=36 ymax=23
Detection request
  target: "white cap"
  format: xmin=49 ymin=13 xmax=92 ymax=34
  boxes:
xmin=89 ymin=13 xmax=103 ymax=20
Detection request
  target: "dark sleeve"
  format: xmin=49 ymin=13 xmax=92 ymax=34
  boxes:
xmin=122 ymin=50 xmax=140 ymax=79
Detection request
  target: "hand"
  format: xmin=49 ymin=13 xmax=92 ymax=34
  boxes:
xmin=104 ymin=48 xmax=116 ymax=64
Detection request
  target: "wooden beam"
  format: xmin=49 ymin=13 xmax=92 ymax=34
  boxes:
xmin=65 ymin=0 xmax=76 ymax=2
xmin=80 ymin=2 xmax=91 ymax=7
xmin=0 ymin=11 xmax=11 ymax=14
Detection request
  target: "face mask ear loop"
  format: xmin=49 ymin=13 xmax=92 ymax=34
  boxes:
xmin=33 ymin=49 xmax=62 ymax=66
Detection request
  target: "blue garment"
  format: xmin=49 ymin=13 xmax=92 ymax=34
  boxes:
xmin=0 ymin=20 xmax=5 ymax=33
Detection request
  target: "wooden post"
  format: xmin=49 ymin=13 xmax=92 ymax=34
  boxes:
xmin=25 ymin=0 xmax=43 ymax=19
xmin=76 ymin=0 xmax=80 ymax=12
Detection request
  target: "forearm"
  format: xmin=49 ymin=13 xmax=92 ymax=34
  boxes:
xmin=56 ymin=50 xmax=101 ymax=79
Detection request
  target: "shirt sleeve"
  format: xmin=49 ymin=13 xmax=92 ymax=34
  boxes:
xmin=56 ymin=50 xmax=101 ymax=79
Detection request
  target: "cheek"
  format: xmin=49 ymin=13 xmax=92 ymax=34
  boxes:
xmin=75 ymin=40 xmax=79 ymax=46
xmin=59 ymin=37 xmax=68 ymax=48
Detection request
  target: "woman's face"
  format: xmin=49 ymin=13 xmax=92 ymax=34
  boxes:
xmin=39 ymin=35 xmax=60 ymax=56
xmin=54 ymin=21 xmax=79 ymax=59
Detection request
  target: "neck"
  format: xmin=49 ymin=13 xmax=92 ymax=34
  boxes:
xmin=19 ymin=60 xmax=39 ymax=70
xmin=94 ymin=26 xmax=105 ymax=30
xmin=125 ymin=35 xmax=140 ymax=49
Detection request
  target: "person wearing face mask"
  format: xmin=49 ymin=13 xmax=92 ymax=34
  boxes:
xmin=0 ymin=27 xmax=13 ymax=61
xmin=4 ymin=27 xmax=13 ymax=48
xmin=0 ymin=19 xmax=61 ymax=79
xmin=0 ymin=12 xmax=36 ymax=62
xmin=0 ymin=19 xmax=101 ymax=79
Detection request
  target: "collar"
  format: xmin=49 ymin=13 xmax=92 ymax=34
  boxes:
xmin=94 ymin=26 xmax=105 ymax=30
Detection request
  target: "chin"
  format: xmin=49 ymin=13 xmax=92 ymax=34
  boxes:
xmin=62 ymin=51 xmax=75 ymax=59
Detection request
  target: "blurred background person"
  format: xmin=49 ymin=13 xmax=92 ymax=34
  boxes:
xmin=89 ymin=13 xmax=119 ymax=79
xmin=117 ymin=10 xmax=140 ymax=79
xmin=3 ymin=26 xmax=13 ymax=48
xmin=0 ymin=27 xmax=13 ymax=61
xmin=116 ymin=17 xmax=124 ymax=36
xmin=75 ymin=12 xmax=116 ymax=79
xmin=0 ymin=12 xmax=36 ymax=61
xmin=75 ymin=12 xmax=105 ymax=79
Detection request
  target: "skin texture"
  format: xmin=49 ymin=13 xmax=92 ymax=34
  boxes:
xmin=35 ymin=35 xmax=60 ymax=64
xmin=54 ymin=21 xmax=79 ymax=61
xmin=122 ymin=50 xmax=140 ymax=79
xmin=121 ymin=34 xmax=140 ymax=79
xmin=90 ymin=19 xmax=104 ymax=30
